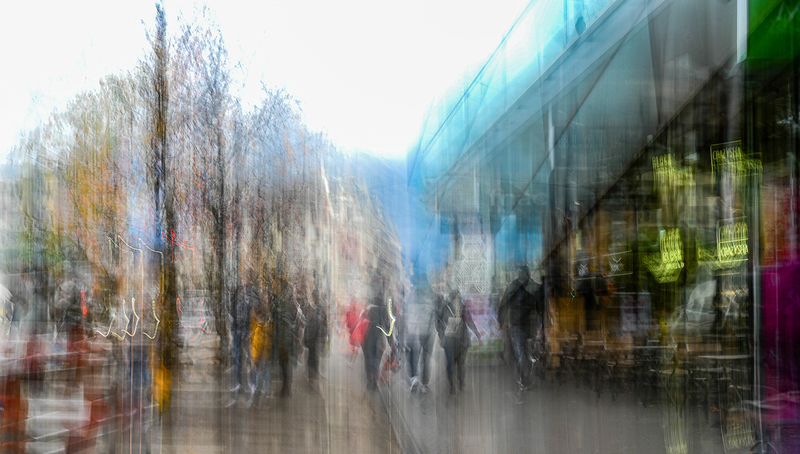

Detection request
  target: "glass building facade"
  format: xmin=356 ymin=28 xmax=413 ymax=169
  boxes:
xmin=408 ymin=0 xmax=800 ymax=451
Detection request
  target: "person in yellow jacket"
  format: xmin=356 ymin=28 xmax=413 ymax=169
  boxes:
xmin=248 ymin=303 xmax=273 ymax=406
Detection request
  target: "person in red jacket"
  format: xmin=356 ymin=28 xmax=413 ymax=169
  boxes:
xmin=344 ymin=300 xmax=360 ymax=335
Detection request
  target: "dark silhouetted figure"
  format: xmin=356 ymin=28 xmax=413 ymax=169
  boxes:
xmin=303 ymin=289 xmax=328 ymax=382
xmin=272 ymin=277 xmax=303 ymax=397
xmin=362 ymin=295 xmax=390 ymax=391
xmin=498 ymin=265 xmax=543 ymax=388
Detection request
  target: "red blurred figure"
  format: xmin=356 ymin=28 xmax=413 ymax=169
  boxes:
xmin=344 ymin=300 xmax=360 ymax=335
xmin=344 ymin=300 xmax=362 ymax=362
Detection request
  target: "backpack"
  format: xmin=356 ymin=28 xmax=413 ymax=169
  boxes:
xmin=444 ymin=301 xmax=465 ymax=339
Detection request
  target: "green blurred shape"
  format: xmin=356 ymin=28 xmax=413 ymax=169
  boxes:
xmin=749 ymin=0 xmax=800 ymax=69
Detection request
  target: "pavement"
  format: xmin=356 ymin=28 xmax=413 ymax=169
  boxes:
xmin=11 ymin=330 xmax=758 ymax=453
xmin=8 ymin=331 xmax=399 ymax=454
xmin=381 ymin=337 xmax=748 ymax=454
xmin=149 ymin=333 xmax=401 ymax=454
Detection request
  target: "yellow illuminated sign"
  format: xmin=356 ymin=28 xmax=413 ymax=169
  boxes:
xmin=698 ymin=219 xmax=749 ymax=270
xmin=710 ymin=141 xmax=762 ymax=185
xmin=653 ymin=153 xmax=695 ymax=196
xmin=644 ymin=228 xmax=684 ymax=283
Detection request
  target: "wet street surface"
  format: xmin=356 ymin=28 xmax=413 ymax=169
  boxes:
xmin=133 ymin=335 xmax=400 ymax=454
xmin=9 ymin=333 xmax=748 ymax=454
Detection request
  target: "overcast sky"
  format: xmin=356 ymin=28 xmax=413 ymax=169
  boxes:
xmin=1 ymin=0 xmax=530 ymax=160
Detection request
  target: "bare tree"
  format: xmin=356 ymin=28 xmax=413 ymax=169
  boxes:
xmin=172 ymin=7 xmax=235 ymax=352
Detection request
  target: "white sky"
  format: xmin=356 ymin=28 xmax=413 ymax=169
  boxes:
xmin=0 ymin=0 xmax=530 ymax=160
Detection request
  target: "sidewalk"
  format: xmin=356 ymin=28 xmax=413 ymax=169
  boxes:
xmin=141 ymin=334 xmax=401 ymax=453
xmin=381 ymin=342 xmax=737 ymax=454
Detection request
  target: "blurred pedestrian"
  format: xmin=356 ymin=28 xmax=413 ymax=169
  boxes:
xmin=497 ymin=265 xmax=544 ymax=388
xmin=344 ymin=299 xmax=361 ymax=362
xmin=271 ymin=275 xmax=303 ymax=397
xmin=438 ymin=289 xmax=482 ymax=394
xmin=303 ymin=289 xmax=328 ymax=382
xmin=362 ymin=295 xmax=391 ymax=391
xmin=405 ymin=273 xmax=442 ymax=394
xmin=230 ymin=272 xmax=260 ymax=402
xmin=344 ymin=299 xmax=360 ymax=335
xmin=248 ymin=300 xmax=273 ymax=406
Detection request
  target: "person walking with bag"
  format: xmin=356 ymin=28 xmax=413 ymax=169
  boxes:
xmin=439 ymin=289 xmax=482 ymax=394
